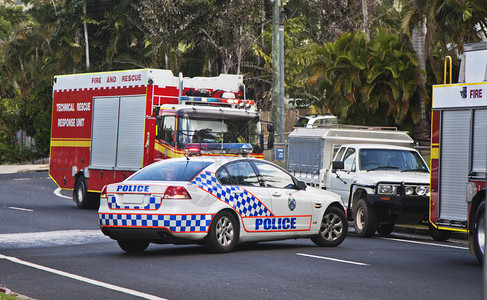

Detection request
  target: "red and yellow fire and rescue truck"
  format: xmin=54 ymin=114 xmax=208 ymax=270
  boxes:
xmin=431 ymin=42 xmax=487 ymax=264
xmin=49 ymin=69 xmax=274 ymax=209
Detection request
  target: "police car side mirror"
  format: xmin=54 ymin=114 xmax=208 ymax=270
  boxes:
xmin=332 ymin=161 xmax=344 ymax=173
xmin=297 ymin=180 xmax=307 ymax=190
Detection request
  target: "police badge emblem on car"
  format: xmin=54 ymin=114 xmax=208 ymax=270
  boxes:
xmin=288 ymin=196 xmax=296 ymax=211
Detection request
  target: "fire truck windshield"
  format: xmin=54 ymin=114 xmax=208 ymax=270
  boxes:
xmin=177 ymin=117 xmax=262 ymax=152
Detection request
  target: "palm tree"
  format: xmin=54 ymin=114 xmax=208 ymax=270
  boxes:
xmin=312 ymin=29 xmax=423 ymax=127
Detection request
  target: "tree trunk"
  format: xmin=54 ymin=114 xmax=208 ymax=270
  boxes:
xmin=83 ymin=1 xmax=90 ymax=71
xmin=361 ymin=0 xmax=370 ymax=41
xmin=412 ymin=21 xmax=429 ymax=141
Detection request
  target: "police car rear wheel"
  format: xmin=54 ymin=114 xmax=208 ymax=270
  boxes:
xmin=117 ymin=240 xmax=150 ymax=253
xmin=311 ymin=206 xmax=347 ymax=247
xmin=206 ymin=211 xmax=239 ymax=253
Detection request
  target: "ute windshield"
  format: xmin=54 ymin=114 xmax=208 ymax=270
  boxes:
xmin=294 ymin=117 xmax=310 ymax=127
xmin=177 ymin=114 xmax=262 ymax=152
xmin=359 ymin=149 xmax=429 ymax=172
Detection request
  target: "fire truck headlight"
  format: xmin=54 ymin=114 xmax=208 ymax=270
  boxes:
xmin=378 ymin=184 xmax=396 ymax=195
xmin=405 ymin=186 xmax=414 ymax=196
xmin=416 ymin=186 xmax=427 ymax=196
xmin=425 ymin=187 xmax=430 ymax=197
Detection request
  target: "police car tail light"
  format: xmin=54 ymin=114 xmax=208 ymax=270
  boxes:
xmin=100 ymin=185 xmax=108 ymax=199
xmin=163 ymin=186 xmax=191 ymax=199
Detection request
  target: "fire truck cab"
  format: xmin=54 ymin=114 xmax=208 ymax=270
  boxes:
xmin=431 ymin=42 xmax=487 ymax=264
xmin=49 ymin=69 xmax=273 ymax=209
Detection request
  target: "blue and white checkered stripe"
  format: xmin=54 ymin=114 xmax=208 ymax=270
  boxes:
xmin=191 ymin=171 xmax=272 ymax=217
xmin=107 ymin=195 xmax=161 ymax=210
xmin=99 ymin=213 xmax=214 ymax=232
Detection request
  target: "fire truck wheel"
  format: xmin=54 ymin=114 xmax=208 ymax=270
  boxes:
xmin=428 ymin=224 xmax=452 ymax=241
xmin=311 ymin=206 xmax=348 ymax=247
xmin=205 ymin=210 xmax=239 ymax=253
xmin=74 ymin=175 xmax=92 ymax=209
xmin=354 ymin=199 xmax=378 ymax=238
xmin=117 ymin=240 xmax=150 ymax=253
xmin=473 ymin=201 xmax=485 ymax=265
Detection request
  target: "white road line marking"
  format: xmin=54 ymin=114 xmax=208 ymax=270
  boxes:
xmin=297 ymin=253 xmax=369 ymax=266
xmin=8 ymin=207 xmax=34 ymax=212
xmin=379 ymin=237 xmax=469 ymax=250
xmin=54 ymin=187 xmax=71 ymax=199
xmin=0 ymin=254 xmax=167 ymax=300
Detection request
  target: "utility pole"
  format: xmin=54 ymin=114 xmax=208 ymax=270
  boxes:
xmin=279 ymin=7 xmax=285 ymax=147
xmin=271 ymin=0 xmax=280 ymax=160
xmin=271 ymin=0 xmax=286 ymax=160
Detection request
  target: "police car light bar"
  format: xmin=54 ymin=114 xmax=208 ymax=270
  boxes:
xmin=184 ymin=143 xmax=253 ymax=155
xmin=179 ymin=96 xmax=255 ymax=109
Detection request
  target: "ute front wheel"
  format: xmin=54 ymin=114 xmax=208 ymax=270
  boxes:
xmin=377 ymin=223 xmax=395 ymax=236
xmin=311 ymin=206 xmax=348 ymax=247
xmin=354 ymin=199 xmax=378 ymax=238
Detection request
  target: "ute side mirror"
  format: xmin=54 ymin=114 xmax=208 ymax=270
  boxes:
xmin=267 ymin=123 xmax=275 ymax=150
xmin=332 ymin=161 xmax=344 ymax=173
xmin=267 ymin=132 xmax=274 ymax=150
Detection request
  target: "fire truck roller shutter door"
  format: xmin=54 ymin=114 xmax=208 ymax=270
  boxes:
xmin=439 ymin=110 xmax=470 ymax=221
xmin=91 ymin=97 xmax=119 ymax=168
xmin=116 ymin=95 xmax=146 ymax=169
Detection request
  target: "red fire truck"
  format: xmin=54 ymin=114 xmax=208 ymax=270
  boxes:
xmin=49 ymin=69 xmax=274 ymax=209
xmin=431 ymin=42 xmax=487 ymax=264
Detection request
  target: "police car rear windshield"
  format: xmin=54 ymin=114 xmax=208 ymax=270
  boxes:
xmin=129 ymin=160 xmax=213 ymax=182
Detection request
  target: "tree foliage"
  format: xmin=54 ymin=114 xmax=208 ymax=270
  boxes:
xmin=313 ymin=29 xmax=423 ymax=128
xmin=1 ymin=0 xmax=487 ymax=162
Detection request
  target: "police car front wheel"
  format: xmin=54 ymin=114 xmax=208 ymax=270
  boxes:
xmin=311 ymin=206 xmax=348 ymax=247
xmin=205 ymin=211 xmax=239 ymax=253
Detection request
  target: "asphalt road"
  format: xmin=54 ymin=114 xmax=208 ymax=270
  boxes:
xmin=0 ymin=171 xmax=482 ymax=300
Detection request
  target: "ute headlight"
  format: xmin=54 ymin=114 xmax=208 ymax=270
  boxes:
xmin=405 ymin=186 xmax=414 ymax=196
xmin=378 ymin=184 xmax=396 ymax=195
xmin=416 ymin=186 xmax=427 ymax=196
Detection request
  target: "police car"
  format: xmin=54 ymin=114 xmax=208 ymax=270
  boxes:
xmin=98 ymin=146 xmax=347 ymax=253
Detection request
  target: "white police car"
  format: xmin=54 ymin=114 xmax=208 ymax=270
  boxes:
xmin=98 ymin=153 xmax=347 ymax=253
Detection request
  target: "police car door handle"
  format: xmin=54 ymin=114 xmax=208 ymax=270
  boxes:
xmin=272 ymin=192 xmax=281 ymax=197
